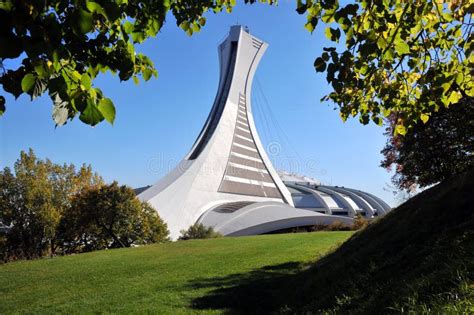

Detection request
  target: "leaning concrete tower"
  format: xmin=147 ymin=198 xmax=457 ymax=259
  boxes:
xmin=138 ymin=26 xmax=294 ymax=239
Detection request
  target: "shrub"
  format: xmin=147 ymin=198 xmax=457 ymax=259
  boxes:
xmin=324 ymin=220 xmax=352 ymax=231
xmin=178 ymin=223 xmax=222 ymax=240
xmin=352 ymin=213 xmax=369 ymax=230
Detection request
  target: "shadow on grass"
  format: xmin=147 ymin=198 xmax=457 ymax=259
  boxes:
xmin=187 ymin=171 xmax=474 ymax=314
xmin=188 ymin=261 xmax=307 ymax=313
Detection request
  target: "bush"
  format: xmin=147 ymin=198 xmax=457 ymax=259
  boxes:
xmin=324 ymin=220 xmax=352 ymax=231
xmin=178 ymin=223 xmax=222 ymax=240
xmin=352 ymin=213 xmax=369 ymax=230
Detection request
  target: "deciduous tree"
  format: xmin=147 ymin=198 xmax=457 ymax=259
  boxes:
xmin=0 ymin=149 xmax=102 ymax=260
xmin=59 ymin=182 xmax=169 ymax=252
xmin=0 ymin=0 xmax=261 ymax=126
xmin=300 ymin=0 xmax=472 ymax=134
xmin=381 ymin=97 xmax=473 ymax=191
xmin=1 ymin=1 xmax=471 ymax=133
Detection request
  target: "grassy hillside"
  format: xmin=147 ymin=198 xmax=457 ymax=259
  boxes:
xmin=291 ymin=169 xmax=473 ymax=313
xmin=1 ymin=170 xmax=472 ymax=314
xmin=196 ymin=170 xmax=473 ymax=314
xmin=0 ymin=231 xmax=352 ymax=314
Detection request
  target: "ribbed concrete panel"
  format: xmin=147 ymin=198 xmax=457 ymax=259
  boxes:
xmin=219 ymin=92 xmax=283 ymax=198
xmin=232 ymin=145 xmax=261 ymax=159
xmin=235 ymin=128 xmax=252 ymax=139
xmin=226 ymin=165 xmax=273 ymax=182
xmin=229 ymin=154 xmax=265 ymax=169
xmin=219 ymin=181 xmax=281 ymax=199
xmin=139 ymin=26 xmax=294 ymax=239
xmin=234 ymin=136 xmax=256 ymax=148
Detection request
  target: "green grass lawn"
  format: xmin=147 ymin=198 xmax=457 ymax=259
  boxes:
xmin=0 ymin=231 xmax=352 ymax=314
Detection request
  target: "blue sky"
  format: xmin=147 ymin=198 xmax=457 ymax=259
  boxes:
xmin=0 ymin=2 xmax=398 ymax=206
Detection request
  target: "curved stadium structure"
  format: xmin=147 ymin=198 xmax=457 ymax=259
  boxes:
xmin=138 ymin=26 xmax=391 ymax=239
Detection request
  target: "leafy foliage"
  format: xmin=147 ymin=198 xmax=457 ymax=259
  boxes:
xmin=0 ymin=149 xmax=103 ymax=260
xmin=0 ymin=0 xmax=274 ymax=126
xmin=298 ymin=0 xmax=473 ymax=134
xmin=381 ymin=96 xmax=474 ymax=191
xmin=59 ymin=182 xmax=169 ymax=253
xmin=0 ymin=149 xmax=168 ymax=261
xmin=178 ymin=223 xmax=222 ymax=240
xmin=1 ymin=1 xmax=471 ymax=133
xmin=352 ymin=213 xmax=368 ymax=230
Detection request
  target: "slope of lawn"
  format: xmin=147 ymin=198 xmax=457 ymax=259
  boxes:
xmin=195 ymin=169 xmax=473 ymax=314
xmin=293 ymin=168 xmax=473 ymax=313
xmin=0 ymin=231 xmax=352 ymax=313
xmin=2 ymin=171 xmax=472 ymax=314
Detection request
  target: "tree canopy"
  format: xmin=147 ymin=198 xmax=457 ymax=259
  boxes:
xmin=0 ymin=0 xmax=472 ymax=134
xmin=0 ymin=0 xmax=251 ymax=126
xmin=301 ymin=0 xmax=473 ymax=135
xmin=59 ymin=182 xmax=169 ymax=253
xmin=0 ymin=149 xmax=103 ymax=260
xmin=381 ymin=97 xmax=473 ymax=191
xmin=0 ymin=149 xmax=169 ymax=261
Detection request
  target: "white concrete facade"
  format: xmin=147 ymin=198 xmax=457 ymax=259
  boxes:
xmin=138 ymin=26 xmax=391 ymax=239
xmin=138 ymin=26 xmax=294 ymax=239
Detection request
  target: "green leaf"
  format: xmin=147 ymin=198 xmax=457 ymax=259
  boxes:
xmin=376 ymin=37 xmax=387 ymax=49
xmin=0 ymin=1 xmax=13 ymax=11
xmin=441 ymin=81 xmax=452 ymax=92
xmin=447 ymin=91 xmax=461 ymax=105
xmin=81 ymin=73 xmax=92 ymax=90
xmin=180 ymin=21 xmax=190 ymax=32
xmin=455 ymin=73 xmax=463 ymax=85
xmin=359 ymin=114 xmax=370 ymax=124
xmin=143 ymin=69 xmax=152 ymax=81
xmin=72 ymin=9 xmax=94 ymax=35
xmin=86 ymin=1 xmax=106 ymax=16
xmin=395 ymin=40 xmax=410 ymax=55
xmin=21 ymin=74 xmax=36 ymax=93
xmin=191 ymin=22 xmax=200 ymax=33
xmin=304 ymin=18 xmax=317 ymax=33
xmin=325 ymin=27 xmax=341 ymax=42
xmin=420 ymin=113 xmax=429 ymax=124
xmin=123 ymin=21 xmax=134 ymax=34
xmin=98 ymin=98 xmax=115 ymax=124
xmin=395 ymin=124 xmax=407 ymax=136
xmin=296 ymin=0 xmax=307 ymax=14
xmin=314 ymin=57 xmax=326 ymax=72
xmin=0 ymin=96 xmax=5 ymax=115
xmin=131 ymin=31 xmax=145 ymax=43
xmin=79 ymin=102 xmax=104 ymax=126
xmin=34 ymin=62 xmax=47 ymax=77
xmin=373 ymin=116 xmax=383 ymax=126
xmin=345 ymin=3 xmax=359 ymax=15
xmin=384 ymin=48 xmax=395 ymax=61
